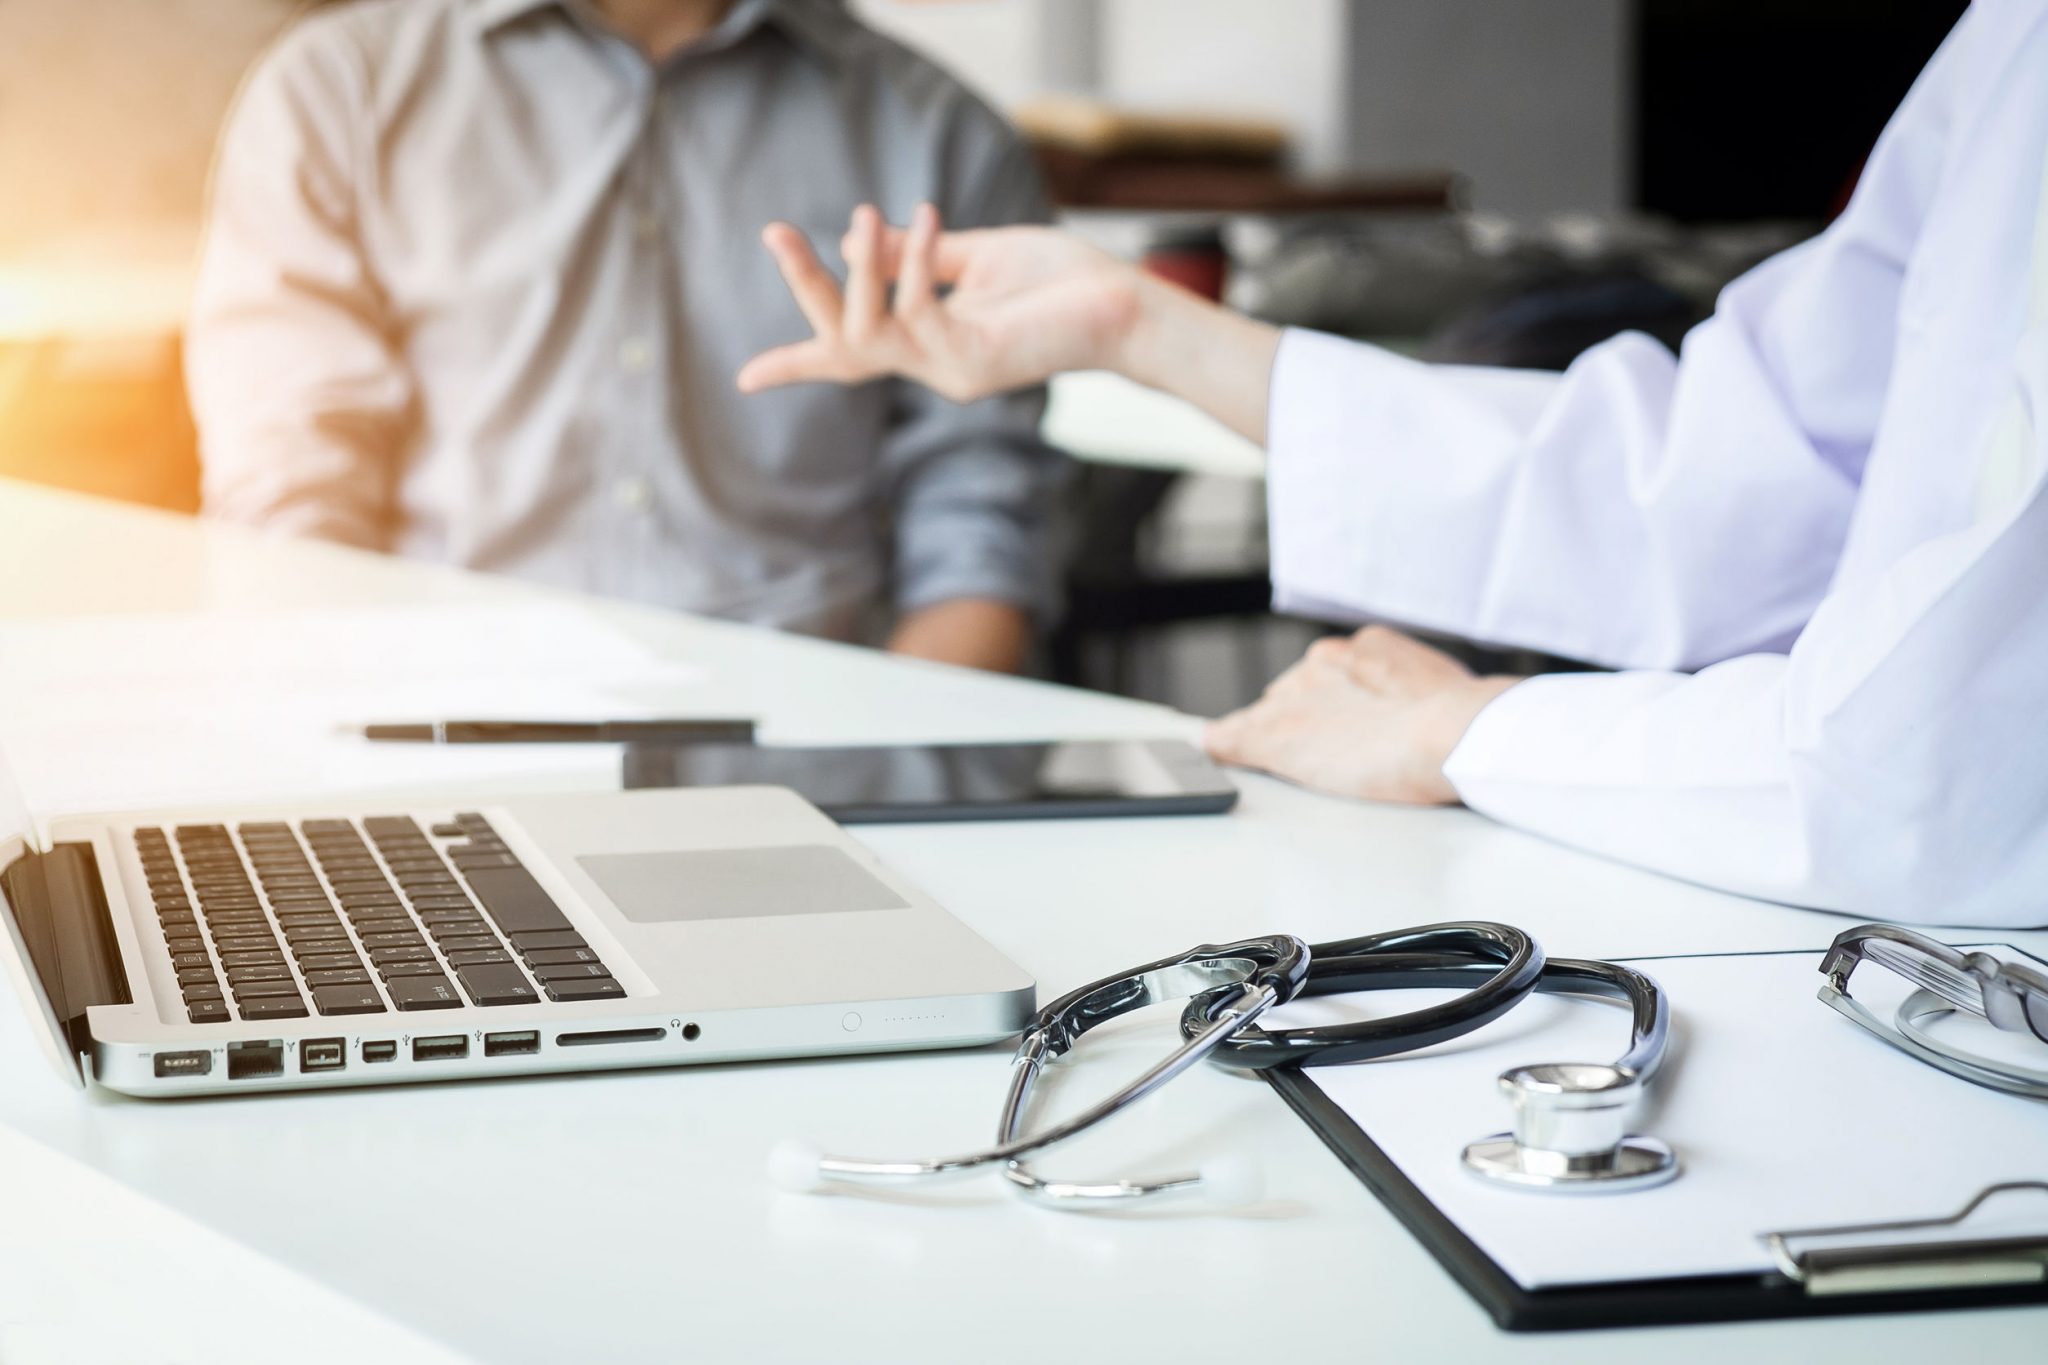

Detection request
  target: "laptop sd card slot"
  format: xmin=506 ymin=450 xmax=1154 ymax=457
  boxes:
xmin=555 ymin=1027 xmax=664 ymax=1048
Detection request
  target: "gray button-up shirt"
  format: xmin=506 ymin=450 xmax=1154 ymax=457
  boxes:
xmin=189 ymin=0 xmax=1063 ymax=640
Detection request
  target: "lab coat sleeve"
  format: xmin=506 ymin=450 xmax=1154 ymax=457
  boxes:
xmin=187 ymin=22 xmax=414 ymax=550
xmin=1265 ymin=6 xmax=1963 ymax=672
xmin=1445 ymin=326 xmax=2048 ymax=930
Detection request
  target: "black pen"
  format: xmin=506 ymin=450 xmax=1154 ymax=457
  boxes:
xmin=361 ymin=719 xmax=757 ymax=744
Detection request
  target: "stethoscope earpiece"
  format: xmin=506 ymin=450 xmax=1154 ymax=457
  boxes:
xmin=767 ymin=1140 xmax=833 ymax=1195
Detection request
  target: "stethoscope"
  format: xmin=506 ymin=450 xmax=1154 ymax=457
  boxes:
xmin=771 ymin=922 xmax=1678 ymax=1209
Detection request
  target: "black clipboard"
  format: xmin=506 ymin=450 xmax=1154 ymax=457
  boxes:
xmin=1263 ymin=944 xmax=2048 ymax=1333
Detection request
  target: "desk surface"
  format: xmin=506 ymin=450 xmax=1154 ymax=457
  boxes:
xmin=0 ymin=479 xmax=2039 ymax=1364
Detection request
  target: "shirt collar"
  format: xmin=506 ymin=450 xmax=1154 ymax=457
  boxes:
xmin=472 ymin=0 xmax=855 ymax=62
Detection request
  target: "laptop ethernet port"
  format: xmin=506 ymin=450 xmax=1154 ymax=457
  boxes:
xmin=362 ymin=1040 xmax=398 ymax=1064
xmin=226 ymin=1040 xmax=284 ymax=1081
xmin=412 ymin=1035 xmax=469 ymax=1062
xmin=300 ymin=1038 xmax=346 ymax=1073
xmin=484 ymin=1030 xmax=540 ymax=1057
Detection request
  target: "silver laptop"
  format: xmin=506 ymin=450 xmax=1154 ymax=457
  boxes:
xmin=0 ymin=742 xmax=1035 ymax=1096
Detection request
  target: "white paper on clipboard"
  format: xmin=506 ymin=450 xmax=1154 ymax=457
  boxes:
xmin=1264 ymin=945 xmax=2048 ymax=1291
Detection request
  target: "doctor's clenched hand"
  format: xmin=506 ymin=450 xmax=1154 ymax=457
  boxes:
xmin=1204 ymin=628 xmax=1520 ymax=805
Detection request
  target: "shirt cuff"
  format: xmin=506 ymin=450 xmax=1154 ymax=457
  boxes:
xmin=895 ymin=544 xmax=1053 ymax=623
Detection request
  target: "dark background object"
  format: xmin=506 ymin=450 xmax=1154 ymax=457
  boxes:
xmin=1634 ymin=0 xmax=1968 ymax=222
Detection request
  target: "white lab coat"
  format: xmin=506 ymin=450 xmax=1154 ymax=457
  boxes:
xmin=1265 ymin=0 xmax=2048 ymax=928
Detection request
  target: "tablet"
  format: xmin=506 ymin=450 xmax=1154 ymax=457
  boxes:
xmin=621 ymin=739 xmax=1239 ymax=823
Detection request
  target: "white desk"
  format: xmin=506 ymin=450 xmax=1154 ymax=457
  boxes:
xmin=0 ymin=479 xmax=2040 ymax=1364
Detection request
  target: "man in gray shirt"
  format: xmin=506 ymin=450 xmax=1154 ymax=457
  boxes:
xmin=189 ymin=0 xmax=1064 ymax=671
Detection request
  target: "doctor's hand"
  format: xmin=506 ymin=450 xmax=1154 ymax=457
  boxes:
xmin=1204 ymin=627 xmax=1521 ymax=805
xmin=737 ymin=203 xmax=1141 ymax=404
xmin=738 ymin=204 xmax=1281 ymax=442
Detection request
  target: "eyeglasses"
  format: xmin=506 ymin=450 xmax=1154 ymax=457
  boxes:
xmin=1818 ymin=923 xmax=2048 ymax=1099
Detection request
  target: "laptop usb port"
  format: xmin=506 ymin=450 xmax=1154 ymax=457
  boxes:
xmin=301 ymin=1038 xmax=346 ymax=1073
xmin=484 ymin=1030 xmax=539 ymax=1057
xmin=154 ymin=1049 xmax=212 ymax=1078
xmin=412 ymin=1035 xmax=469 ymax=1062
xmin=362 ymin=1040 xmax=398 ymax=1064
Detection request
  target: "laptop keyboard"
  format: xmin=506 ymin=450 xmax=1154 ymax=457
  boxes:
xmin=134 ymin=814 xmax=625 ymax=1025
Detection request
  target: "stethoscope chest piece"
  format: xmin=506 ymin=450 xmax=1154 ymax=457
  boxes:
xmin=1461 ymin=1062 xmax=1679 ymax=1194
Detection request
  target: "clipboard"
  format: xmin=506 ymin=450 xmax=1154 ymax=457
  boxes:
xmin=1262 ymin=945 xmax=2048 ymax=1332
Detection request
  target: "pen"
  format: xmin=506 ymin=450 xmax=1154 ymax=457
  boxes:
xmin=361 ymin=719 xmax=757 ymax=744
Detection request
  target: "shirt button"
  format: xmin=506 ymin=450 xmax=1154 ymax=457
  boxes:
xmin=619 ymin=338 xmax=652 ymax=375
xmin=615 ymin=476 xmax=653 ymax=512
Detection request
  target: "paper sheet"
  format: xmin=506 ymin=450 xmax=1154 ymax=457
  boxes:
xmin=1268 ymin=945 xmax=2048 ymax=1290
xmin=0 ymin=604 xmax=707 ymax=816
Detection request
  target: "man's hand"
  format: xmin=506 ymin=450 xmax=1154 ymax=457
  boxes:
xmin=1204 ymin=626 xmax=1521 ymax=804
xmin=887 ymin=597 xmax=1033 ymax=674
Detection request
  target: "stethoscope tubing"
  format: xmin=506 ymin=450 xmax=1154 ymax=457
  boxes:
xmin=1193 ymin=950 xmax=1667 ymax=1080
xmin=1185 ymin=922 xmax=1548 ymax=1070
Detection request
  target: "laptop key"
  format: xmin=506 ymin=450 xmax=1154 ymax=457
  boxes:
xmin=227 ymin=965 xmax=294 ymax=983
xmin=463 ymin=866 xmax=572 ymax=937
xmin=219 ymin=951 xmax=288 ymax=968
xmin=170 ymin=951 xmax=213 ymax=970
xmin=455 ymin=962 xmax=540 ymax=1007
xmin=176 ymin=966 xmax=220 ymax=986
xmin=370 ymin=945 xmax=436 ymax=964
xmin=447 ymin=949 xmax=513 ymax=967
xmin=530 ymin=962 xmax=615 ymax=983
xmin=299 ymin=953 xmax=364 ymax=972
xmin=188 ymin=1002 xmax=230 ymax=1024
xmin=240 ymin=996 xmax=309 ymax=1019
xmin=386 ymin=975 xmax=463 ymax=1010
xmin=305 ymin=968 xmax=374 ymax=987
xmin=544 ymin=977 xmax=626 ymax=1002
xmin=523 ymin=946 xmax=602 ymax=966
xmin=379 ymin=960 xmax=449 ymax=978
xmin=313 ymin=984 xmax=387 ymax=1016
xmin=436 ymin=936 xmax=500 ymax=955
xmin=511 ymin=930 xmax=587 ymax=955
xmin=347 ymin=915 xmax=414 ymax=935
xmin=359 ymin=931 xmax=426 ymax=950
xmin=451 ymin=850 xmax=519 ymax=871
xmin=234 ymin=979 xmax=306 ymax=1000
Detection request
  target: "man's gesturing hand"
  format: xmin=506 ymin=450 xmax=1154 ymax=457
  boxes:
xmin=1204 ymin=626 xmax=1521 ymax=805
xmin=736 ymin=203 xmax=1143 ymax=403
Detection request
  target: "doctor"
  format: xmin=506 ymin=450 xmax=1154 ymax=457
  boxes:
xmin=739 ymin=1 xmax=2048 ymax=929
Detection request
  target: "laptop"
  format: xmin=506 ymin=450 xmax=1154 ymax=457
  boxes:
xmin=0 ymin=739 xmax=1036 ymax=1097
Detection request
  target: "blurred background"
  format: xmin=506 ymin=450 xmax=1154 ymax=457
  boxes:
xmin=0 ymin=0 xmax=1963 ymax=713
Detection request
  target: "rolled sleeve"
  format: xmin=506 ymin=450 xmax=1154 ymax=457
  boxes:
xmin=884 ymin=125 xmax=1069 ymax=623
xmin=885 ymin=384 xmax=1065 ymax=618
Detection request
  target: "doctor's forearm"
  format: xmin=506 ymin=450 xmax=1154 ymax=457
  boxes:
xmin=1111 ymin=276 xmax=1283 ymax=446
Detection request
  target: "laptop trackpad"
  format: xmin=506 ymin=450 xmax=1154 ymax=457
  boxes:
xmin=578 ymin=847 xmax=909 ymax=923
